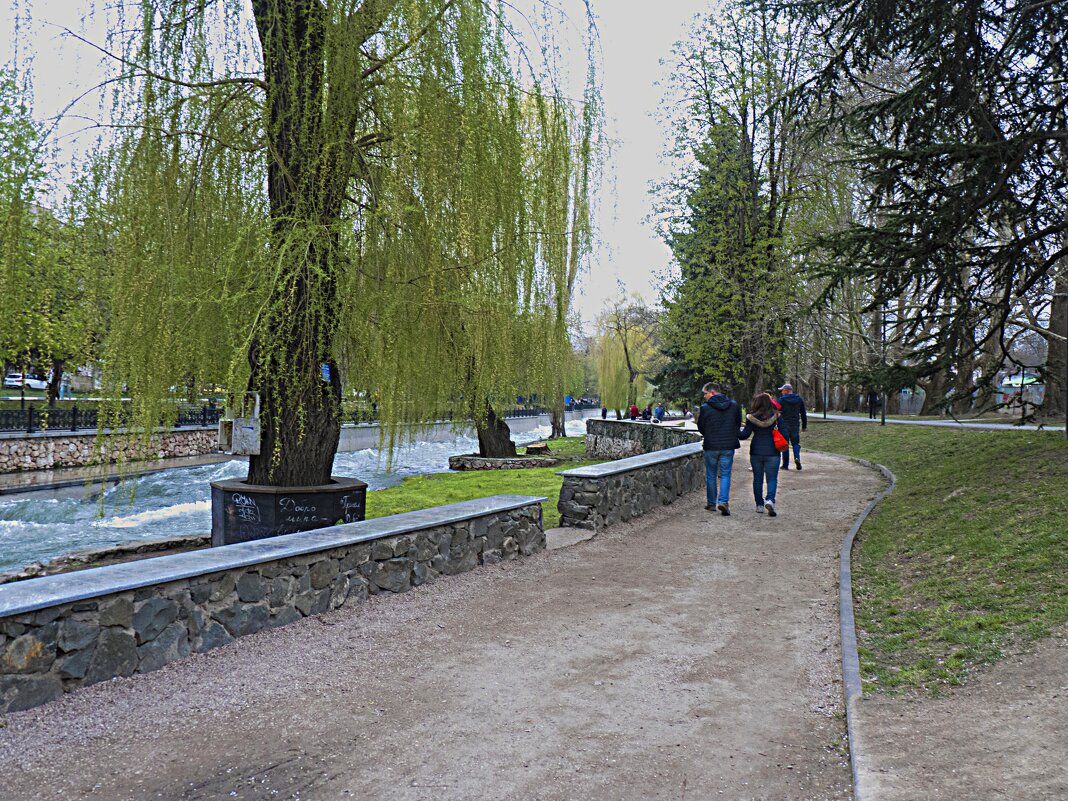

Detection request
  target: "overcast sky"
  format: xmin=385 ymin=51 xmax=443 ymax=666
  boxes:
xmin=2 ymin=1 xmax=710 ymax=323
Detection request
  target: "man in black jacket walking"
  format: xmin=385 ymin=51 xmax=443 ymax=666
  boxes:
xmin=777 ymin=383 xmax=808 ymax=470
xmin=697 ymin=382 xmax=742 ymax=516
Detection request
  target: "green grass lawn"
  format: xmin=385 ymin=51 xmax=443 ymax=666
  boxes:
xmin=806 ymin=421 xmax=1068 ymax=695
xmin=365 ymin=436 xmax=598 ymax=529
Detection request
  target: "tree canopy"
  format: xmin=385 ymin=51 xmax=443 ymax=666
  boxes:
xmin=67 ymin=0 xmax=600 ymax=481
xmin=795 ymin=0 xmax=1068 ymax=415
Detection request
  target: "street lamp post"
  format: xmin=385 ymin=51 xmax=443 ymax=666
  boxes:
xmin=823 ymin=326 xmax=829 ymax=420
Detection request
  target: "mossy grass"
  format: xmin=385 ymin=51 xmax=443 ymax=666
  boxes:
xmin=366 ymin=437 xmax=595 ymax=529
xmin=806 ymin=421 xmax=1068 ymax=695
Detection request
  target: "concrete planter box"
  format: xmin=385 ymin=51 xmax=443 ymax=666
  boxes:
xmin=210 ymin=477 xmax=367 ymax=546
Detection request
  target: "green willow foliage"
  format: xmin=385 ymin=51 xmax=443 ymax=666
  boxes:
xmin=0 ymin=67 xmax=96 ymax=390
xmin=85 ymin=0 xmax=599 ymax=483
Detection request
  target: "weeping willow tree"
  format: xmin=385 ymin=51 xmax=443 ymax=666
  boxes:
xmin=0 ymin=67 xmax=98 ymax=405
xmin=593 ymin=330 xmax=630 ymax=416
xmin=82 ymin=0 xmax=599 ymax=483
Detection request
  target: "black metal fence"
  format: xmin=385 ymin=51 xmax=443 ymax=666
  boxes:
xmin=0 ymin=401 xmax=598 ymax=435
xmin=0 ymin=405 xmax=223 ymax=434
xmin=347 ymin=402 xmax=598 ymax=427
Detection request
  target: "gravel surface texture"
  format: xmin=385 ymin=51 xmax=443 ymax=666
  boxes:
xmin=0 ymin=448 xmax=882 ymax=801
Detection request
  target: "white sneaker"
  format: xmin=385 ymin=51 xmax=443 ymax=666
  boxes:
xmin=755 ymin=504 xmax=765 ymax=513
xmin=765 ymin=500 xmax=777 ymax=517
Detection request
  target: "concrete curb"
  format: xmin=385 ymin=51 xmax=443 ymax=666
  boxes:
xmin=815 ymin=451 xmax=897 ymax=801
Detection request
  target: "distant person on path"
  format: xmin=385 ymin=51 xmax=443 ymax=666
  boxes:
xmin=653 ymin=402 xmax=665 ymax=423
xmin=640 ymin=404 xmax=652 ymax=421
xmin=777 ymin=383 xmax=808 ymax=470
xmin=601 ymin=405 xmax=608 ymax=419
xmin=867 ymin=388 xmax=881 ymax=420
xmin=740 ymin=392 xmax=791 ymax=517
xmin=697 ymin=382 xmax=742 ymax=516
xmin=629 ymin=403 xmax=640 ymax=421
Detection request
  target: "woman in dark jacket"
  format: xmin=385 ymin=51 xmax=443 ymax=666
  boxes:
xmin=739 ymin=393 xmax=791 ymax=516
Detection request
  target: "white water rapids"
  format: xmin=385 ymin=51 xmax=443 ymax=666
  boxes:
xmin=0 ymin=421 xmax=586 ymax=572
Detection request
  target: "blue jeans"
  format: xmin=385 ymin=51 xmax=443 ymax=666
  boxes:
xmin=751 ymin=455 xmax=780 ymax=504
xmin=704 ymin=449 xmax=734 ymax=506
xmin=782 ymin=435 xmax=801 ymax=466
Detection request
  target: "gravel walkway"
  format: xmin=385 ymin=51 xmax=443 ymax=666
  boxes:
xmin=0 ymin=449 xmax=882 ymax=801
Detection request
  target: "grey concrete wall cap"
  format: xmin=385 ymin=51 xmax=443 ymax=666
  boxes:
xmin=557 ymin=443 xmax=702 ymax=479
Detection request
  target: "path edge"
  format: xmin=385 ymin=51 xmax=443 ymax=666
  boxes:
xmin=814 ymin=450 xmax=897 ymax=801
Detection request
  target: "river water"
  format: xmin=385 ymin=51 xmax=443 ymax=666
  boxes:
xmin=0 ymin=422 xmax=583 ymax=573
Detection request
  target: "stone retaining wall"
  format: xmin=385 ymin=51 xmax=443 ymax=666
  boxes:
xmin=0 ymin=429 xmax=218 ymax=474
xmin=584 ymin=419 xmax=701 ymax=459
xmin=0 ymin=497 xmax=543 ymax=713
xmin=557 ymin=444 xmax=703 ymax=530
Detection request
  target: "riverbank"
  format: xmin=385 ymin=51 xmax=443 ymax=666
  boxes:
xmin=0 ymin=436 xmax=595 ymax=581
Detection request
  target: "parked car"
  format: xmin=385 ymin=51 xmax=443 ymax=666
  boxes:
xmin=4 ymin=373 xmax=48 ymax=390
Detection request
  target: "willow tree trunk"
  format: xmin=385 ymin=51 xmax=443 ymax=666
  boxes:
xmin=477 ymin=406 xmax=517 ymax=458
xmin=46 ymin=359 xmax=64 ymax=408
xmin=549 ymin=400 xmax=566 ymax=439
xmin=246 ymin=0 xmax=353 ymax=486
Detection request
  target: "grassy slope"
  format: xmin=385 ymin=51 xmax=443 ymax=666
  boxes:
xmin=365 ymin=437 xmax=598 ymax=529
xmin=805 ymin=421 xmax=1068 ymax=695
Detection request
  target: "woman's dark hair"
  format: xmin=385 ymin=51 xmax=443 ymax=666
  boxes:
xmin=749 ymin=392 xmax=774 ymax=418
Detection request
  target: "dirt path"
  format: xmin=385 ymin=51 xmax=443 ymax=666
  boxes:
xmin=0 ymin=449 xmax=882 ymax=801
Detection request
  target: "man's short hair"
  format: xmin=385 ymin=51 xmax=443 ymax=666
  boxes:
xmin=702 ymin=382 xmax=721 ymax=395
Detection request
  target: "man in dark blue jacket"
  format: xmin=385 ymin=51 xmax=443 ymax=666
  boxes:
xmin=697 ymin=382 xmax=742 ymax=516
xmin=777 ymin=383 xmax=808 ymax=470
